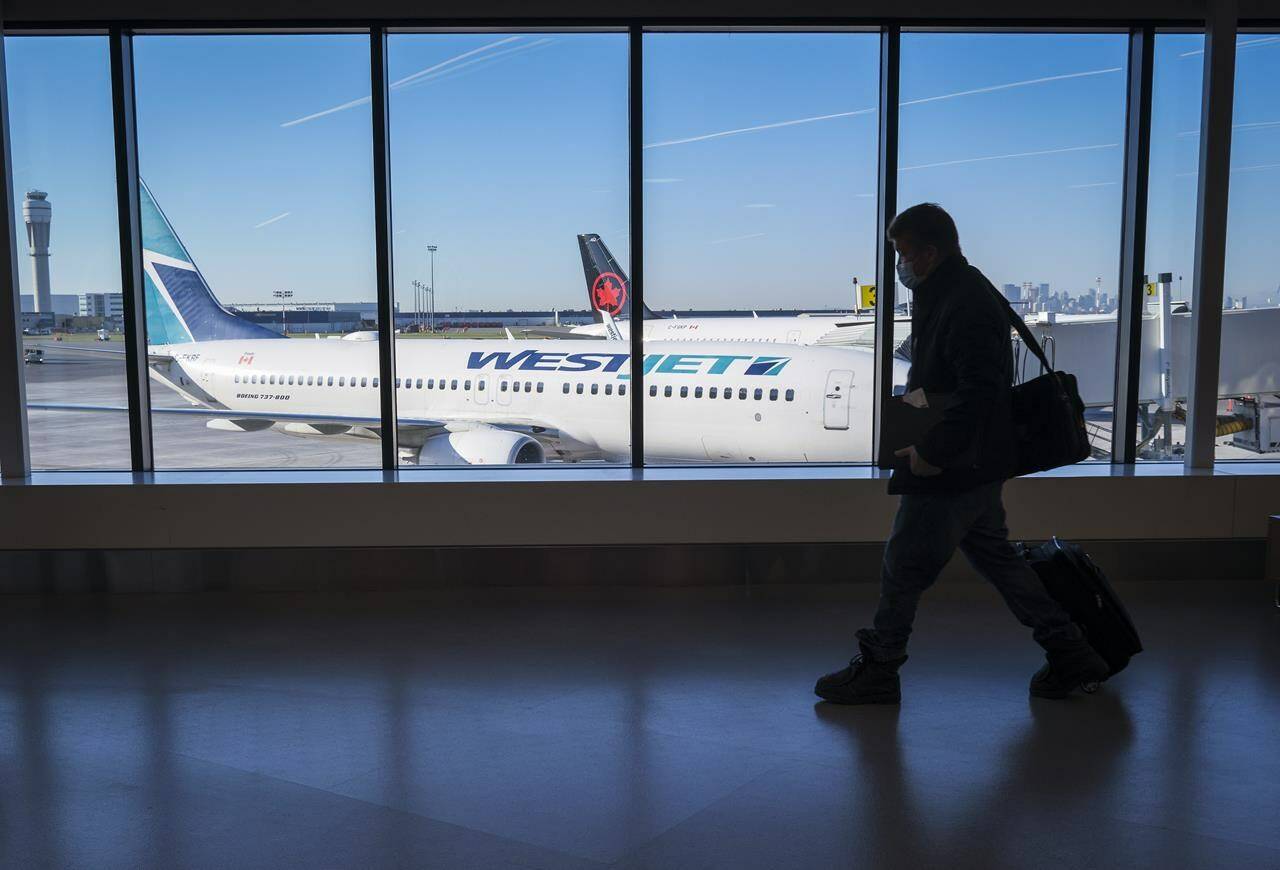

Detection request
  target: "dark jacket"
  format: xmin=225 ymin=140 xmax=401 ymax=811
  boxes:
xmin=888 ymin=253 xmax=1017 ymax=495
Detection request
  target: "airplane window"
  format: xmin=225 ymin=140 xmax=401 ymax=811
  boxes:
xmin=709 ymin=387 xmax=717 ymax=399
xmin=427 ymin=378 xmax=434 ymax=389
xmin=664 ymin=386 xmax=673 ymax=398
xmin=501 ymin=381 xmax=508 ymax=392
xmin=451 ymin=379 xmax=458 ymax=390
xmin=415 ymin=379 xmax=423 ymax=389
xmin=351 ymin=376 xmax=358 ymax=387
xmin=269 ymin=375 xmax=276 ymax=385
xmin=680 ymin=386 xmax=688 ymax=398
xmin=537 ymin=382 xmax=544 ymax=393
xmin=307 ymin=376 xmax=314 ymax=386
xmin=694 ymin=386 xmax=703 ymax=398
xmin=287 ymin=375 xmax=294 ymax=385
xmin=754 ymin=388 xmax=763 ymax=401
xmin=785 ymin=389 xmax=795 ymax=402
xmin=328 ymin=376 xmax=334 ymax=386
xmin=478 ymin=380 xmax=486 ymax=390
xmin=464 ymin=380 xmax=471 ymax=390
xmin=576 ymin=383 xmax=584 ymax=394
xmin=234 ymin=374 xmax=240 ymax=384
xmin=619 ymin=384 xmax=627 ymax=396
xmin=360 ymin=377 xmax=368 ymax=388
xmin=395 ymin=378 xmax=401 ymax=388
xmin=373 ymin=377 xmax=379 ymax=388
xmin=589 ymin=383 xmax=598 ymax=395
xmin=769 ymin=388 xmax=778 ymax=401
xmin=524 ymin=381 xmax=532 ymax=392
xmin=605 ymin=384 xmax=613 ymax=396
xmin=739 ymin=388 xmax=748 ymax=400
xmin=649 ymin=385 xmax=657 ymax=397
xmin=562 ymin=382 xmax=570 ymax=394
xmin=339 ymin=377 xmax=346 ymax=386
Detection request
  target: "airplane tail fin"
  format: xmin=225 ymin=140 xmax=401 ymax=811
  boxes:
xmin=577 ymin=233 xmax=655 ymax=322
xmin=139 ymin=179 xmax=284 ymax=344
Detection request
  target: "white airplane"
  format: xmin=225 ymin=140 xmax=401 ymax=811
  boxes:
xmin=527 ymin=233 xmax=899 ymax=348
xmin=32 ymin=181 xmax=905 ymax=465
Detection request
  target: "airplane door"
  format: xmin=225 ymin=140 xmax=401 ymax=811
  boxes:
xmin=823 ymin=369 xmax=854 ymax=430
xmin=198 ymin=357 xmax=215 ymax=398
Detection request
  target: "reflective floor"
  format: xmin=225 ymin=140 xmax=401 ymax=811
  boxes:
xmin=2 ymin=583 xmax=1277 ymax=869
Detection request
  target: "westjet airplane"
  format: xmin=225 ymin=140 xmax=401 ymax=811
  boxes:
xmin=552 ymin=233 xmax=901 ymax=348
xmin=34 ymin=182 xmax=903 ymax=465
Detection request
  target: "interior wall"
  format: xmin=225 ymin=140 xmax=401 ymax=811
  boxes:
xmin=2 ymin=468 xmax=1276 ymax=551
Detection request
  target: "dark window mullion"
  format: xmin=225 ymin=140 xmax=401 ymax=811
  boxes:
xmin=109 ymin=27 xmax=154 ymax=473
xmin=1111 ymin=25 xmax=1154 ymax=464
xmin=629 ymin=24 xmax=645 ymax=469
xmin=370 ymin=27 xmax=398 ymax=471
xmin=873 ymin=24 xmax=900 ymax=470
xmin=0 ymin=24 xmax=30 ymax=479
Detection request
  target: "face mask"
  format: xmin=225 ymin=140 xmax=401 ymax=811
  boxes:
xmin=896 ymin=257 xmax=923 ymax=290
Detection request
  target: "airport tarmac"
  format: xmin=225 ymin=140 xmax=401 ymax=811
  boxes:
xmin=22 ymin=341 xmax=381 ymax=470
xmin=18 ymin=337 xmax=1268 ymax=470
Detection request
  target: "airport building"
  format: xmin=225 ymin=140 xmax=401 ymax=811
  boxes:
xmin=1 ymin=3 xmax=1279 ymax=869
xmin=77 ymin=291 xmax=124 ymax=318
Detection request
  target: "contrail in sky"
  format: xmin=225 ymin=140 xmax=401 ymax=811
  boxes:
xmin=708 ymin=232 xmax=767 ymax=245
xmin=1068 ymin=181 xmax=1118 ymax=189
xmin=252 ymin=212 xmax=291 ymax=229
xmin=900 ymin=142 xmax=1119 ymax=172
xmin=644 ymin=108 xmax=877 ymax=149
xmin=899 ymin=66 xmax=1121 ymax=107
xmin=643 ymin=66 xmax=1121 ymax=149
xmin=280 ymin=36 xmax=530 ymax=127
xmin=1180 ymin=35 xmax=1280 ymax=58
xmin=1178 ymin=119 xmax=1280 ymax=137
xmin=390 ymin=35 xmax=521 ymax=88
xmin=392 ymin=38 xmax=555 ymax=95
xmin=1176 ymin=161 xmax=1280 ymax=178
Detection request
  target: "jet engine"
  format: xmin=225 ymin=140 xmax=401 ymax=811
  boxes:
xmin=417 ymin=429 xmax=545 ymax=465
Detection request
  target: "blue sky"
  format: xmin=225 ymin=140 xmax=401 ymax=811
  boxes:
xmin=5 ymin=31 xmax=1279 ymax=312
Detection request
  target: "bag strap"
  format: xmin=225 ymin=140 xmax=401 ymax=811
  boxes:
xmin=981 ymin=275 xmax=1056 ymax=375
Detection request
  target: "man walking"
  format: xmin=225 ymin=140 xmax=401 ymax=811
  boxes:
xmin=815 ymin=203 xmax=1108 ymax=704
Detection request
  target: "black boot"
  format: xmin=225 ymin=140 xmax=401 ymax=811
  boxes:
xmin=815 ymin=647 xmax=907 ymax=705
xmin=1029 ymin=645 xmax=1110 ymax=699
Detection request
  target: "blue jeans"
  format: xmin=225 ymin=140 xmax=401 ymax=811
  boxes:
xmin=857 ymin=482 xmax=1086 ymax=662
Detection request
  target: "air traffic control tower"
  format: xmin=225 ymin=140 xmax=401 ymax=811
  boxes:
xmin=23 ymin=189 xmax=52 ymax=313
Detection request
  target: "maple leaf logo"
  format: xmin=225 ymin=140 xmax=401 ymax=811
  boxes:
xmin=591 ymin=273 xmax=627 ymax=315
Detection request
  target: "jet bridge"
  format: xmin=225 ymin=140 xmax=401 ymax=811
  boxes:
xmin=1018 ymin=277 xmax=1280 ymax=458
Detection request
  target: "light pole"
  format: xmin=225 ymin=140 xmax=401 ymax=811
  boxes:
xmin=272 ymin=290 xmax=293 ymax=335
xmin=411 ymin=279 xmax=422 ymax=332
xmin=427 ymin=245 xmax=438 ymax=333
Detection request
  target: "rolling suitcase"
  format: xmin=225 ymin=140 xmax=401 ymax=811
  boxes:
xmin=1018 ymin=537 xmax=1143 ymax=678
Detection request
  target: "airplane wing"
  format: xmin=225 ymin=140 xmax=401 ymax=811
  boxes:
xmin=516 ymin=326 xmax=603 ymax=340
xmin=25 ymin=402 xmax=563 ymax=443
xmin=599 ymin=310 xmax=625 ymax=341
xmin=31 ymin=343 xmax=174 ymax=364
xmin=27 ymin=401 xmax=443 ymax=429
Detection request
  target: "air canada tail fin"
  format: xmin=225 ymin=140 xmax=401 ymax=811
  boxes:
xmin=139 ymin=179 xmax=284 ymax=344
xmin=577 ymin=233 xmax=656 ymax=323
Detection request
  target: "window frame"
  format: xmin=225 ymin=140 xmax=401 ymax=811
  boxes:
xmin=0 ymin=18 xmax=1249 ymax=479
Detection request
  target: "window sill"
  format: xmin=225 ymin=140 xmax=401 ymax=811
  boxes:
xmin=7 ymin=461 xmax=1280 ymax=488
